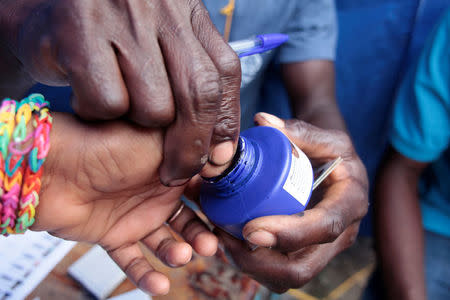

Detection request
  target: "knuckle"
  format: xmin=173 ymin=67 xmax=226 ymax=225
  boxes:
xmin=344 ymin=179 xmax=369 ymax=222
xmin=64 ymin=57 xmax=85 ymax=76
xmin=189 ymin=69 xmax=221 ymax=113
xmin=213 ymin=101 xmax=240 ymax=141
xmin=288 ymin=119 xmax=305 ymax=133
xmin=181 ymin=219 xmax=202 ymax=242
xmin=326 ymin=213 xmax=346 ymax=242
xmin=97 ymin=89 xmax=129 ymax=118
xmin=357 ymin=187 xmax=369 ymax=218
xmin=163 ymin=21 xmax=187 ymax=39
xmin=124 ymin=257 xmax=144 ymax=274
xmin=188 ymin=0 xmax=208 ymax=18
xmin=132 ymin=100 xmax=175 ymax=127
xmin=358 ymin=161 xmax=370 ymax=188
xmin=155 ymin=238 xmax=172 ymax=261
xmin=285 ymin=119 xmax=310 ymax=139
xmin=157 ymin=9 xmax=190 ymax=39
xmin=145 ymin=108 xmax=174 ymax=126
xmin=341 ymin=132 xmax=353 ymax=146
xmin=213 ymin=118 xmax=239 ymax=142
xmin=68 ymin=70 xmax=129 ymax=119
xmin=216 ymin=50 xmax=241 ymax=78
xmin=191 ymin=70 xmax=220 ymax=99
xmin=343 ymin=228 xmax=358 ymax=250
xmin=335 ymin=130 xmax=356 ymax=156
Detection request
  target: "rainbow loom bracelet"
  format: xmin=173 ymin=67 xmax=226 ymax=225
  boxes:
xmin=16 ymin=95 xmax=52 ymax=233
xmin=0 ymin=99 xmax=21 ymax=235
xmin=0 ymin=94 xmax=52 ymax=235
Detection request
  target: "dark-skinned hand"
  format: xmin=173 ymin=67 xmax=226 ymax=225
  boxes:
xmin=0 ymin=0 xmax=241 ymax=185
xmin=33 ymin=113 xmax=219 ymax=296
xmin=200 ymin=113 xmax=369 ymax=293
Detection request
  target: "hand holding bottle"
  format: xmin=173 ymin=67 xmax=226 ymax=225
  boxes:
xmin=215 ymin=113 xmax=369 ymax=293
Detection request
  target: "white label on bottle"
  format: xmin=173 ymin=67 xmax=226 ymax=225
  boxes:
xmin=283 ymin=142 xmax=313 ymax=206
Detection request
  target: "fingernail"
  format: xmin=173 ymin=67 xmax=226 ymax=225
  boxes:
xmin=167 ymin=178 xmax=190 ymax=187
xmin=245 ymin=230 xmax=276 ymax=248
xmin=257 ymin=112 xmax=285 ymax=128
xmin=209 ymin=141 xmax=234 ymax=166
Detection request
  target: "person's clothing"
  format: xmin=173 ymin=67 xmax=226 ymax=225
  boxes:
xmin=424 ymin=231 xmax=450 ymax=299
xmin=204 ymin=0 xmax=337 ymax=129
xmin=390 ymin=9 xmax=450 ymax=238
xmin=363 ymin=9 xmax=450 ymax=300
xmin=363 ymin=230 xmax=450 ymax=300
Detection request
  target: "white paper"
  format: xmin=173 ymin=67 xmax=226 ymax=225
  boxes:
xmin=0 ymin=231 xmax=75 ymax=300
xmin=68 ymin=245 xmax=126 ymax=299
xmin=108 ymin=289 xmax=151 ymax=300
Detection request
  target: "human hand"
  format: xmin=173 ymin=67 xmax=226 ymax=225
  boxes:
xmin=33 ymin=113 xmax=218 ymax=295
xmin=214 ymin=113 xmax=369 ymax=293
xmin=0 ymin=0 xmax=241 ymax=185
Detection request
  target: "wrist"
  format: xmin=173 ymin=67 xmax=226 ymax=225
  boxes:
xmin=0 ymin=96 xmax=52 ymax=234
xmin=39 ymin=113 xmax=62 ymax=205
xmin=36 ymin=112 xmax=99 ymax=232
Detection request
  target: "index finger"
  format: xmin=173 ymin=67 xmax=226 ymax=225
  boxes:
xmin=189 ymin=2 xmax=242 ymax=178
xmin=157 ymin=14 xmax=221 ymax=186
xmin=254 ymin=113 xmax=354 ymax=162
xmin=255 ymin=112 xmax=368 ymax=188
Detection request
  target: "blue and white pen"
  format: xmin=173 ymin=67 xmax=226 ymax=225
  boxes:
xmin=229 ymin=33 xmax=289 ymax=58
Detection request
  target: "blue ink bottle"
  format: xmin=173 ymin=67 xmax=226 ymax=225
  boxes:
xmin=200 ymin=126 xmax=314 ymax=239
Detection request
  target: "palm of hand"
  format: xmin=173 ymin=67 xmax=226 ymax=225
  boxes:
xmin=31 ymin=114 xmax=216 ymax=294
xmin=34 ymin=113 xmax=182 ymax=247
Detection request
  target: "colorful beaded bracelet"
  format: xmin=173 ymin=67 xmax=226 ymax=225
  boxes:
xmin=0 ymin=94 xmax=52 ymax=236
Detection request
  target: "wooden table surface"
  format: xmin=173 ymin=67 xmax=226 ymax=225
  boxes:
xmin=27 ymin=243 xmax=259 ymax=300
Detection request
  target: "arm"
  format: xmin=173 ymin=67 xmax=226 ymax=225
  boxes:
xmin=375 ymin=149 xmax=427 ymax=300
xmin=281 ymin=60 xmax=347 ymax=131
xmin=375 ymin=12 xmax=450 ymax=299
xmin=0 ymin=107 xmax=218 ymax=295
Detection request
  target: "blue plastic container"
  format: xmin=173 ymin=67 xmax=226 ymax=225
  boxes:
xmin=200 ymin=126 xmax=314 ymax=239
